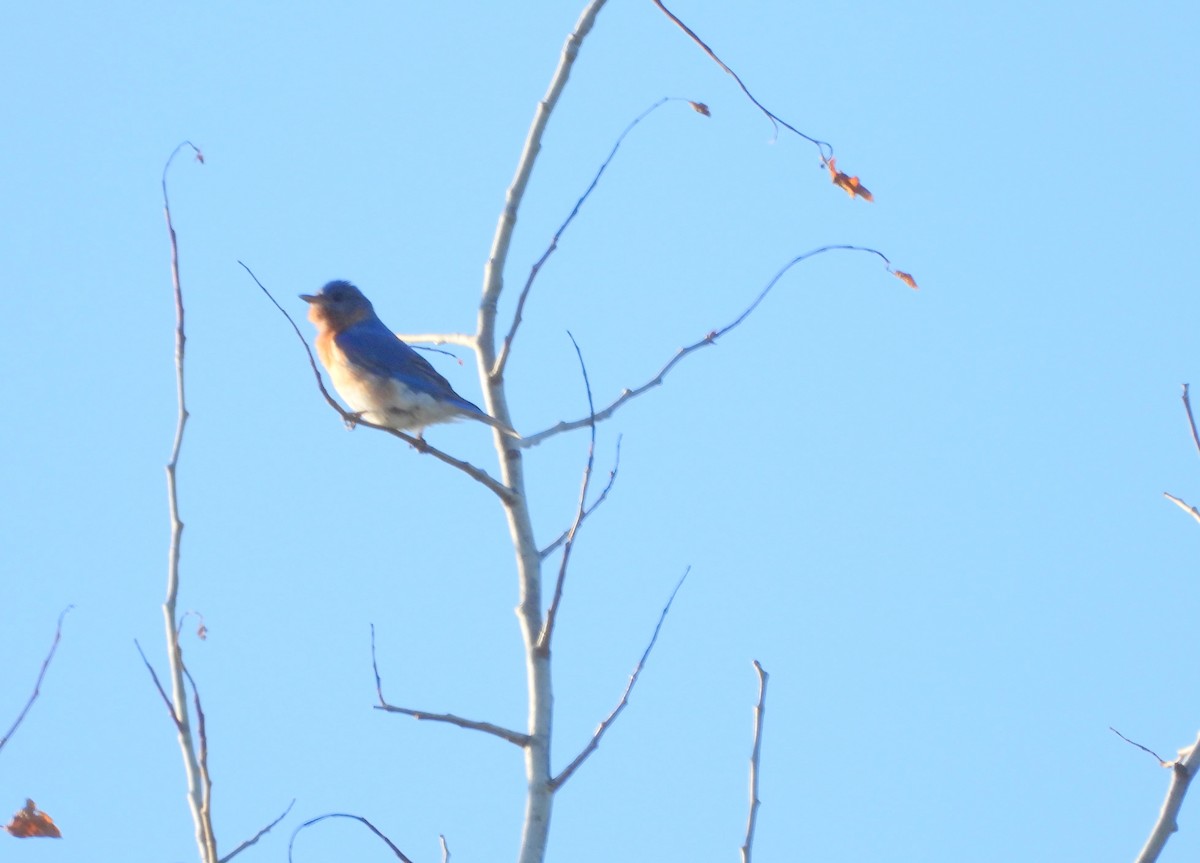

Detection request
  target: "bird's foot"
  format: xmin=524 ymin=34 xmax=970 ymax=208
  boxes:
xmin=344 ymin=411 xmax=366 ymax=430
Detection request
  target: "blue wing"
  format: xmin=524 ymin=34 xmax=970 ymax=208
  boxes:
xmin=334 ymin=317 xmax=484 ymax=415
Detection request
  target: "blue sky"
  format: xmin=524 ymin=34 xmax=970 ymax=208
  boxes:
xmin=3 ymin=0 xmax=1199 ymax=860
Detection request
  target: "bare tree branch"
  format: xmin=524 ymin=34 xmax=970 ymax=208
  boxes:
xmin=239 ymin=261 xmax=516 ymax=504
xmin=539 ymin=437 xmax=622 ymax=560
xmin=538 ymin=333 xmax=596 ymax=652
xmin=1163 ymin=492 xmax=1200 ymax=526
xmin=1131 ymin=730 xmax=1200 ymax=863
xmin=288 ymin=813 xmax=415 ymax=863
xmin=493 ymin=97 xmax=703 ymax=378
xmin=472 ymin=6 xmax=612 ymax=863
xmin=370 ymin=625 xmax=529 ymax=747
xmin=439 ymin=833 xmax=451 ymax=863
xmin=135 ymin=639 xmax=181 ymax=727
xmin=161 ymin=141 xmax=218 ymax=863
xmin=1165 ymin=386 xmax=1200 ymax=525
xmin=1181 ymin=384 xmax=1200 ymax=456
xmin=0 ymin=606 xmax=71 ymax=755
xmin=183 ymin=664 xmax=215 ymax=857
xmin=520 ymin=245 xmax=913 ymax=447
xmin=650 ymin=0 xmax=831 ymax=158
xmin=741 ymin=661 xmax=769 ymax=863
xmin=219 ymin=800 xmax=295 ymax=863
xmin=551 ymin=568 xmax=689 ymax=790
xmin=1111 ymin=727 xmax=1171 ymax=766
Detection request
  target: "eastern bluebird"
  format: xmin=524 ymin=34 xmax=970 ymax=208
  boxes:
xmin=301 ymin=280 xmax=518 ymax=439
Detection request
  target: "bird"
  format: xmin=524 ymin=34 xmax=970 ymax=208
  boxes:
xmin=300 ymin=280 xmax=518 ymax=439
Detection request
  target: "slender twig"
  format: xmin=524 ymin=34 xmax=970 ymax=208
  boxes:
xmin=372 ymin=704 xmax=530 ymax=746
xmin=1163 ymin=492 xmax=1200 ymax=526
xmin=493 ymin=97 xmax=700 ymax=378
xmin=650 ymin=0 xmax=831 ymax=159
xmin=370 ymin=625 xmax=529 ymax=747
xmin=538 ymin=333 xmax=596 ymax=651
xmin=288 ymin=813 xmax=415 ymax=863
xmin=741 ymin=661 xmax=769 ymax=863
xmin=393 ymin=332 xmax=477 ymax=349
xmin=540 ymin=437 xmax=622 ymax=559
xmin=0 ymin=606 xmax=71 ymax=755
xmin=135 ymin=639 xmax=180 ymax=727
xmin=239 ymin=262 xmax=515 ymax=503
xmin=161 ymin=141 xmax=218 ymax=863
xmin=439 ymin=834 xmax=451 ymax=863
xmin=219 ymin=800 xmax=295 ymax=863
xmin=1111 ymin=727 xmax=1170 ymax=765
xmin=1132 ymin=730 xmax=1200 ymax=863
xmin=551 ymin=568 xmax=690 ymax=790
xmin=1181 ymin=384 xmax=1200 ymax=456
xmin=520 ymin=245 xmax=913 ymax=447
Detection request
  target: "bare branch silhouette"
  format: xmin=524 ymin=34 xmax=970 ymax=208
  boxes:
xmin=219 ymin=800 xmax=295 ymax=863
xmin=521 ymin=245 xmax=915 ymax=447
xmin=551 ymin=568 xmax=689 ymax=789
xmin=538 ymin=333 xmax=596 ymax=651
xmin=370 ymin=625 xmax=529 ymax=747
xmin=650 ymin=1 xmax=831 ymax=158
xmin=1181 ymin=384 xmax=1200 ymax=456
xmin=540 ymin=438 xmax=622 ymax=559
xmin=1163 ymin=493 xmax=1200 ymax=525
xmin=493 ymin=97 xmax=704 ymax=378
xmin=240 ymin=261 xmax=516 ymax=503
xmin=741 ymin=661 xmax=769 ymax=863
xmin=288 ymin=813 xmax=415 ymax=863
xmin=135 ymin=639 xmax=180 ymax=727
xmin=1111 ymin=727 xmax=1171 ymax=766
xmin=0 ymin=606 xmax=72 ymax=755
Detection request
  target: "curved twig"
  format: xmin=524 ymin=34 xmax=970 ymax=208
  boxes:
xmin=288 ymin=813 xmax=414 ymax=863
xmin=219 ymin=800 xmax=295 ymax=863
xmin=520 ymin=245 xmax=914 ymax=447
xmin=650 ymin=0 xmax=831 ymax=159
xmin=493 ymin=97 xmax=703 ymax=378
xmin=0 ymin=606 xmax=71 ymax=755
xmin=537 ymin=333 xmax=596 ymax=651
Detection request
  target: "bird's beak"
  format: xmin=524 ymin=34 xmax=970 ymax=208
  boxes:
xmin=299 ymin=293 xmax=320 ymax=304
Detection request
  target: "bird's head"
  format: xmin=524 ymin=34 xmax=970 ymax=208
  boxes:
xmin=300 ymin=280 xmax=375 ymax=331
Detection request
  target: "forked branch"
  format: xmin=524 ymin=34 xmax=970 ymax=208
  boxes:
xmin=1112 ymin=727 xmax=1200 ymax=863
xmin=540 ymin=438 xmax=621 ymax=559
